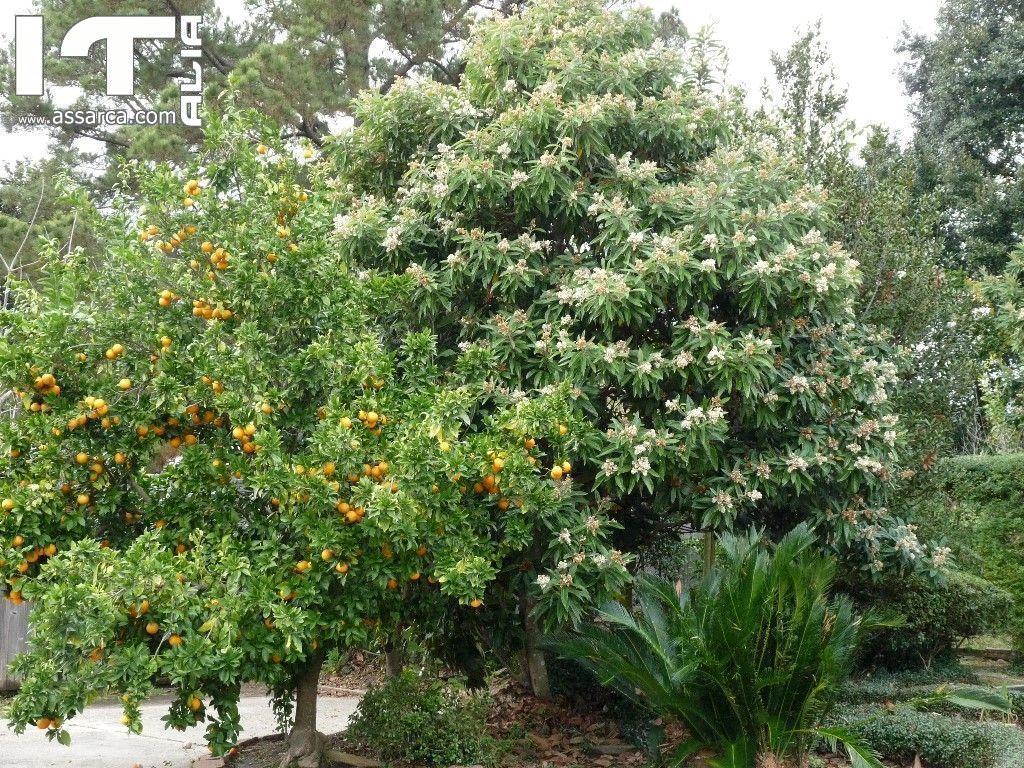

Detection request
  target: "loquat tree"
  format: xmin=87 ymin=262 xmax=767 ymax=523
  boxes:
xmin=326 ymin=0 xmax=945 ymax=613
xmin=0 ymin=110 xmax=628 ymax=767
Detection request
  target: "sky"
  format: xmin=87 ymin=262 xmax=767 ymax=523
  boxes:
xmin=0 ymin=0 xmax=939 ymax=168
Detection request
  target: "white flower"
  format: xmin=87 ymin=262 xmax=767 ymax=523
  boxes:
xmin=786 ymin=455 xmax=809 ymax=473
xmin=601 ymin=459 xmax=619 ymax=475
xmin=536 ymin=574 xmax=551 ymax=590
xmin=538 ymin=151 xmax=557 ymax=168
xmin=707 ymin=346 xmax=726 ymax=364
xmin=510 ymin=170 xmax=528 ymax=189
xmin=673 ymin=351 xmax=695 ymax=369
xmin=556 ymin=560 xmax=569 ymax=571
xmin=747 ymin=489 xmax=763 ymax=502
xmin=787 ymin=375 xmax=809 ymax=394
xmin=586 ymin=516 xmax=600 ymax=533
xmin=702 ymin=233 xmax=719 ymax=250
xmin=699 ymin=258 xmax=717 ymax=273
xmin=591 ymin=553 xmax=608 ymax=567
xmin=631 ymin=456 xmax=651 ymax=476
xmin=558 ymin=529 xmax=572 ymax=545
xmin=504 ymin=79 xmax=517 ymax=92
xmin=496 ymin=142 xmax=512 ymax=159
xmin=383 ymin=227 xmax=402 ymax=252
xmin=333 ymin=213 xmax=352 ymax=235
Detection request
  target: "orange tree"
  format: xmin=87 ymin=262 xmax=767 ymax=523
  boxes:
xmin=0 ymin=111 xmax=628 ymax=766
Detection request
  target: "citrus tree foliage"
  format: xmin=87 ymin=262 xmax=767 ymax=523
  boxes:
xmin=326 ymin=0 xmax=935 ymax=574
xmin=0 ymin=111 xmax=627 ymax=755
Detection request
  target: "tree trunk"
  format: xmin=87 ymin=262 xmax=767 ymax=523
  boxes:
xmin=702 ymin=529 xmax=716 ymax=576
xmin=519 ymin=589 xmax=550 ymax=698
xmin=384 ymin=636 xmax=404 ymax=678
xmin=279 ymin=651 xmax=326 ymax=768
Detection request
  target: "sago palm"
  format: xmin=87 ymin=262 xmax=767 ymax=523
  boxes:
xmin=554 ymin=524 xmax=890 ymax=768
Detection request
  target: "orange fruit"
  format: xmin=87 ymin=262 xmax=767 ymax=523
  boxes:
xmin=189 ymin=697 xmax=202 ymax=712
xmin=321 ymin=549 xmax=334 ymax=561
xmin=550 ymin=466 xmax=563 ymax=481
xmin=168 ymin=634 xmax=183 ymax=647
xmin=145 ymin=621 xmax=159 ymax=635
xmin=336 ymin=562 xmax=349 ymax=574
xmin=386 ymin=578 xmax=398 ymax=590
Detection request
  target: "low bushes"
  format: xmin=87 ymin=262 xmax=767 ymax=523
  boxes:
xmin=844 ymin=569 xmax=1012 ymax=669
xmin=832 ymin=706 xmax=1024 ymax=768
xmin=343 ymin=671 xmax=496 ymax=766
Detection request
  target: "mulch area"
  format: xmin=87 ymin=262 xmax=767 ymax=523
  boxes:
xmin=221 ymin=665 xmax=862 ymax=768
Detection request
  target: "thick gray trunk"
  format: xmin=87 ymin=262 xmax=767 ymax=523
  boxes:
xmin=279 ymin=651 xmax=326 ymax=768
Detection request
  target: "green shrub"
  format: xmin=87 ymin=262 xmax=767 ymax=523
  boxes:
xmin=846 ymin=569 xmax=1012 ymax=670
xmin=841 ymin=708 xmax=996 ymax=768
xmin=554 ymin=525 xmax=889 ymax=767
xmin=899 ymin=454 xmax=1024 ymax=647
xmin=344 ymin=671 xmax=496 ymax=766
xmin=837 ymin=664 xmax=981 ymax=706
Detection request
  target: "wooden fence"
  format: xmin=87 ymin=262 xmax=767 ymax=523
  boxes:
xmin=0 ymin=598 xmax=29 ymax=690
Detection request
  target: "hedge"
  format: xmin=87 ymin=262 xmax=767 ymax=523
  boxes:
xmin=899 ymin=454 xmax=1024 ymax=647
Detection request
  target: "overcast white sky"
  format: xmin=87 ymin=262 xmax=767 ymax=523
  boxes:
xmin=0 ymin=0 xmax=938 ymax=169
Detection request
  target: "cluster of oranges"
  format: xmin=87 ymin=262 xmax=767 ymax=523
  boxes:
xmin=33 ymin=372 xmax=60 ymax=397
xmin=192 ymin=298 xmax=233 ymax=321
xmin=200 ymin=241 xmax=231 ymax=271
xmin=182 ymin=178 xmax=202 ymax=208
xmin=158 ymin=288 xmax=180 ymax=308
xmin=104 ymin=343 xmax=125 ymax=361
xmin=5 ymin=537 xmax=59 ymax=600
xmin=230 ymin=422 xmax=259 ymax=455
xmin=144 ymin=223 xmax=198 ymax=254
xmin=200 ymin=374 xmax=226 ymax=395
xmin=335 ymin=499 xmax=366 ymax=524
xmin=66 ymin=395 xmax=116 ymax=431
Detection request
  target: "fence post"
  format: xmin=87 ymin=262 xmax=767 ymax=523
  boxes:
xmin=0 ymin=599 xmax=29 ymax=690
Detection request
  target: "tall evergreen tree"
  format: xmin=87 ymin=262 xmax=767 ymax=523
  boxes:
xmin=900 ymin=0 xmax=1024 ymax=273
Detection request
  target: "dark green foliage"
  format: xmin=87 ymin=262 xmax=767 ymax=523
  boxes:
xmin=900 ymin=0 xmax=1024 ymax=273
xmin=837 ymin=665 xmax=981 ymax=706
xmin=846 ymin=570 xmax=1012 ymax=670
xmin=344 ymin=671 xmax=496 ymax=766
xmin=898 ymin=454 xmax=1024 ymax=649
xmin=553 ymin=525 xmax=888 ymax=767
xmin=834 ymin=707 xmax=1024 ymax=768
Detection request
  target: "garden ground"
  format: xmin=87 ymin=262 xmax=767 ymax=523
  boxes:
xmin=0 ymin=685 xmax=358 ymax=768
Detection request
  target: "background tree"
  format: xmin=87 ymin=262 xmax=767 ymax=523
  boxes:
xmin=327 ymin=0 xmax=942 ymax=588
xmin=765 ymin=21 xmax=990 ymax=457
xmin=763 ymin=19 xmax=854 ymax=186
xmin=899 ymin=0 xmax=1024 ymax=273
xmin=0 ymin=0 xmax=520 ymax=269
xmin=0 ymin=110 xmax=627 ymax=766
